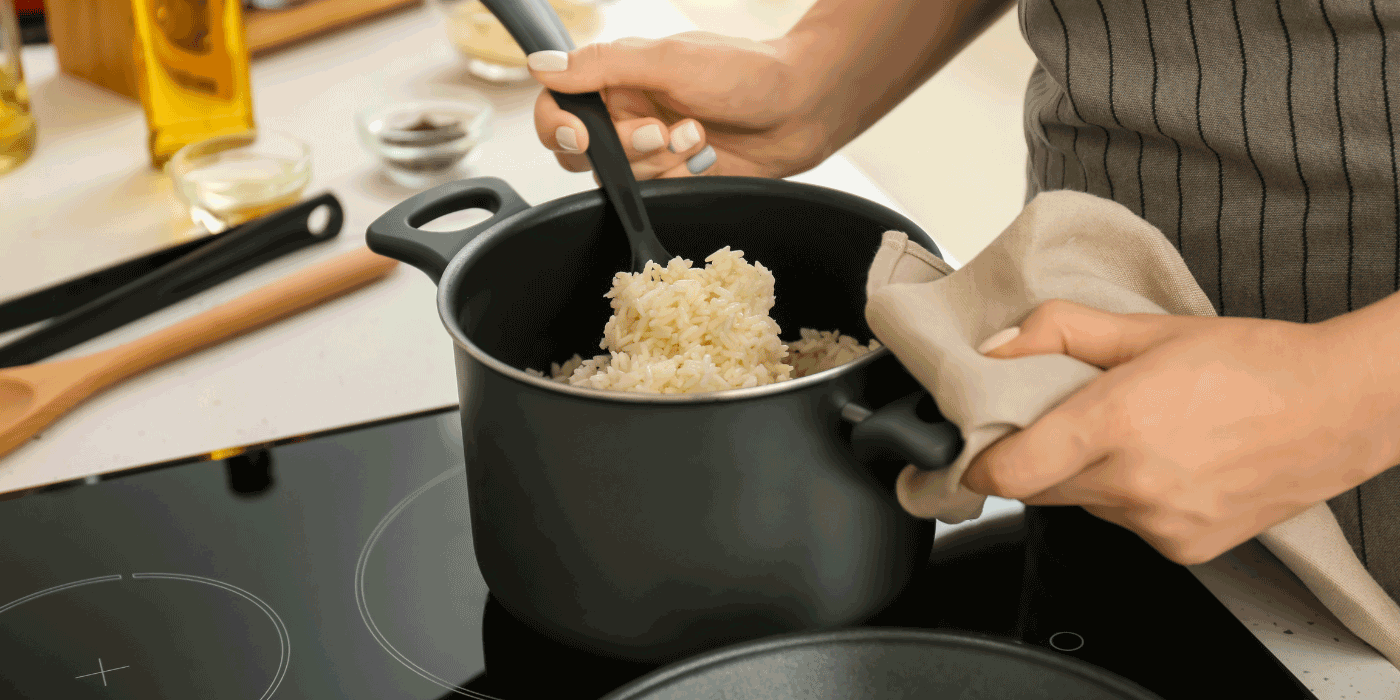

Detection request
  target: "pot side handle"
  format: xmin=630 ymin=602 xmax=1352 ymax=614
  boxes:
xmin=366 ymin=177 xmax=531 ymax=284
xmin=842 ymin=392 xmax=964 ymax=473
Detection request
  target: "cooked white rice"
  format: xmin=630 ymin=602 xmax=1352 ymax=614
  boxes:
xmin=526 ymin=247 xmax=879 ymax=393
xmin=784 ymin=327 xmax=881 ymax=377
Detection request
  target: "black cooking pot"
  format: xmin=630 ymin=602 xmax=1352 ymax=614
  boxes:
xmin=366 ymin=175 xmax=964 ymax=664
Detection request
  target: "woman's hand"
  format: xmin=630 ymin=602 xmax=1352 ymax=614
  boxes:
xmin=528 ymin=32 xmax=836 ymax=180
xmin=963 ymin=299 xmax=1400 ymax=565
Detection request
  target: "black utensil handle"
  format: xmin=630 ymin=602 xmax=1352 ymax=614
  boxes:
xmin=844 ymin=392 xmax=964 ymax=472
xmin=158 ymin=193 xmax=344 ymax=297
xmin=366 ymin=177 xmax=531 ymax=282
xmin=0 ymin=194 xmax=344 ymax=369
xmin=0 ymin=236 xmax=212 ymax=334
xmin=478 ymin=0 xmax=573 ymax=52
xmin=553 ymin=92 xmax=658 ymax=258
xmin=477 ymin=0 xmax=661 ymax=264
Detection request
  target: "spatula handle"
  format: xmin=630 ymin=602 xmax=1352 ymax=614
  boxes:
xmin=478 ymin=0 xmax=664 ymax=268
xmin=89 ymin=248 xmax=398 ymax=389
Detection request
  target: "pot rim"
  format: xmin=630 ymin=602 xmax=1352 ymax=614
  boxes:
xmin=453 ymin=329 xmax=892 ymax=403
xmin=432 ymin=177 xmax=923 ymax=404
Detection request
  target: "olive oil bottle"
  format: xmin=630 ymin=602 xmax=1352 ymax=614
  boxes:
xmin=130 ymin=0 xmax=255 ymax=167
xmin=0 ymin=0 xmax=36 ymax=176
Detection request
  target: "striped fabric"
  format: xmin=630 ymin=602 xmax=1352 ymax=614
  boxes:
xmin=1018 ymin=0 xmax=1400 ymax=598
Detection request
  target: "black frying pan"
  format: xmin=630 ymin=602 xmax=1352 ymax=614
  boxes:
xmin=600 ymin=629 xmax=1166 ymax=700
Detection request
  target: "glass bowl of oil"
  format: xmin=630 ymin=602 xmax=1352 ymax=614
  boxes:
xmin=166 ymin=130 xmax=312 ymax=232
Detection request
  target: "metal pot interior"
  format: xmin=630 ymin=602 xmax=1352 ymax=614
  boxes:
xmin=445 ymin=180 xmax=931 ymax=394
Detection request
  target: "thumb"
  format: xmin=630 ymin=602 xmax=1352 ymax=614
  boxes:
xmin=527 ymin=38 xmax=680 ymax=94
xmin=978 ymin=299 xmax=1186 ymax=369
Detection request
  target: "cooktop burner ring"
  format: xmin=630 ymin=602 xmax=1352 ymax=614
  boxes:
xmin=355 ymin=467 xmax=501 ymax=700
xmin=131 ymin=573 xmax=292 ymax=700
xmin=0 ymin=572 xmax=291 ymax=700
xmin=0 ymin=574 xmax=124 ymax=614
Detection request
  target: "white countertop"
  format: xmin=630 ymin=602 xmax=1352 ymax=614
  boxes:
xmin=2 ymin=2 xmax=1397 ymax=696
xmin=0 ymin=0 xmax=934 ymax=493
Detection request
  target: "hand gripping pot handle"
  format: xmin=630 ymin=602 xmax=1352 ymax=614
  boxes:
xmin=366 ymin=177 xmax=531 ymax=282
xmin=843 ymin=392 xmax=964 ymax=473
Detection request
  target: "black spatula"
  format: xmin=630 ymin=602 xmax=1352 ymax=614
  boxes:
xmin=478 ymin=0 xmax=672 ymax=272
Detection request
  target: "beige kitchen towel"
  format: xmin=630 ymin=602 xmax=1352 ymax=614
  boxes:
xmin=865 ymin=189 xmax=1400 ymax=667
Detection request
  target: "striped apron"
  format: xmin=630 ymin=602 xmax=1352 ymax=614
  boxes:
xmin=1018 ymin=0 xmax=1400 ymax=598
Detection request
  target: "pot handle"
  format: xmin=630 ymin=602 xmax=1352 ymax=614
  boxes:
xmin=366 ymin=177 xmax=531 ymax=284
xmin=842 ymin=392 xmax=964 ymax=473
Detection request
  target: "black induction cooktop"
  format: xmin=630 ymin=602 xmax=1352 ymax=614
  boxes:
xmin=0 ymin=407 xmax=1318 ymax=699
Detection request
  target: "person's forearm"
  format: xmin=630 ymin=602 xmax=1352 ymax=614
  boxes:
xmin=1319 ymin=289 xmax=1400 ymax=473
xmin=774 ymin=0 xmax=1016 ymax=159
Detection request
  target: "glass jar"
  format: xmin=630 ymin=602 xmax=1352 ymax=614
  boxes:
xmin=0 ymin=0 xmax=36 ymax=176
xmin=429 ymin=0 xmax=601 ymax=84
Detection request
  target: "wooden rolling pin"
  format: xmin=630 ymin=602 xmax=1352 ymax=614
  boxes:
xmin=0 ymin=247 xmax=398 ymax=460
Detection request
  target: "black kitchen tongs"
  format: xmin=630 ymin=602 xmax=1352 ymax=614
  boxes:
xmin=0 ymin=193 xmax=345 ymax=368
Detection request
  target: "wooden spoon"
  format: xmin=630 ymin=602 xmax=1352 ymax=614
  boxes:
xmin=0 ymin=247 xmax=398 ymax=460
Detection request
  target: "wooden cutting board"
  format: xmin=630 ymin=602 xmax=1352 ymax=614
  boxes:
xmin=44 ymin=0 xmax=422 ymax=101
xmin=244 ymin=0 xmax=422 ymax=56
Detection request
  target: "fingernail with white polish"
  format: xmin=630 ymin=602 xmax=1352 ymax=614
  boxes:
xmin=632 ymin=124 xmax=665 ymax=153
xmin=670 ymin=122 xmax=701 ymax=153
xmin=977 ymin=326 xmax=1021 ymax=355
xmin=527 ymin=50 xmax=569 ymax=72
xmin=686 ymin=145 xmax=716 ymax=174
xmin=556 ymin=126 xmax=580 ymax=152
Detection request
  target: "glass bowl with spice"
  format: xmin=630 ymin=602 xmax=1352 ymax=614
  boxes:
xmin=357 ymin=96 xmax=494 ymax=189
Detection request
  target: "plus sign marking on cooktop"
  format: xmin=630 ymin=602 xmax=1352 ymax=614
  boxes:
xmin=0 ymin=573 xmax=290 ymax=699
xmin=74 ymin=658 xmax=131 ymax=687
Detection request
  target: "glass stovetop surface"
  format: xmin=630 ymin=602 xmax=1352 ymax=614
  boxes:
xmin=0 ymin=407 xmax=1317 ymax=699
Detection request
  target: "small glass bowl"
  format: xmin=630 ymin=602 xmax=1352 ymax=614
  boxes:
xmin=166 ymin=130 xmax=312 ymax=233
xmin=357 ymin=96 xmax=494 ymax=189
